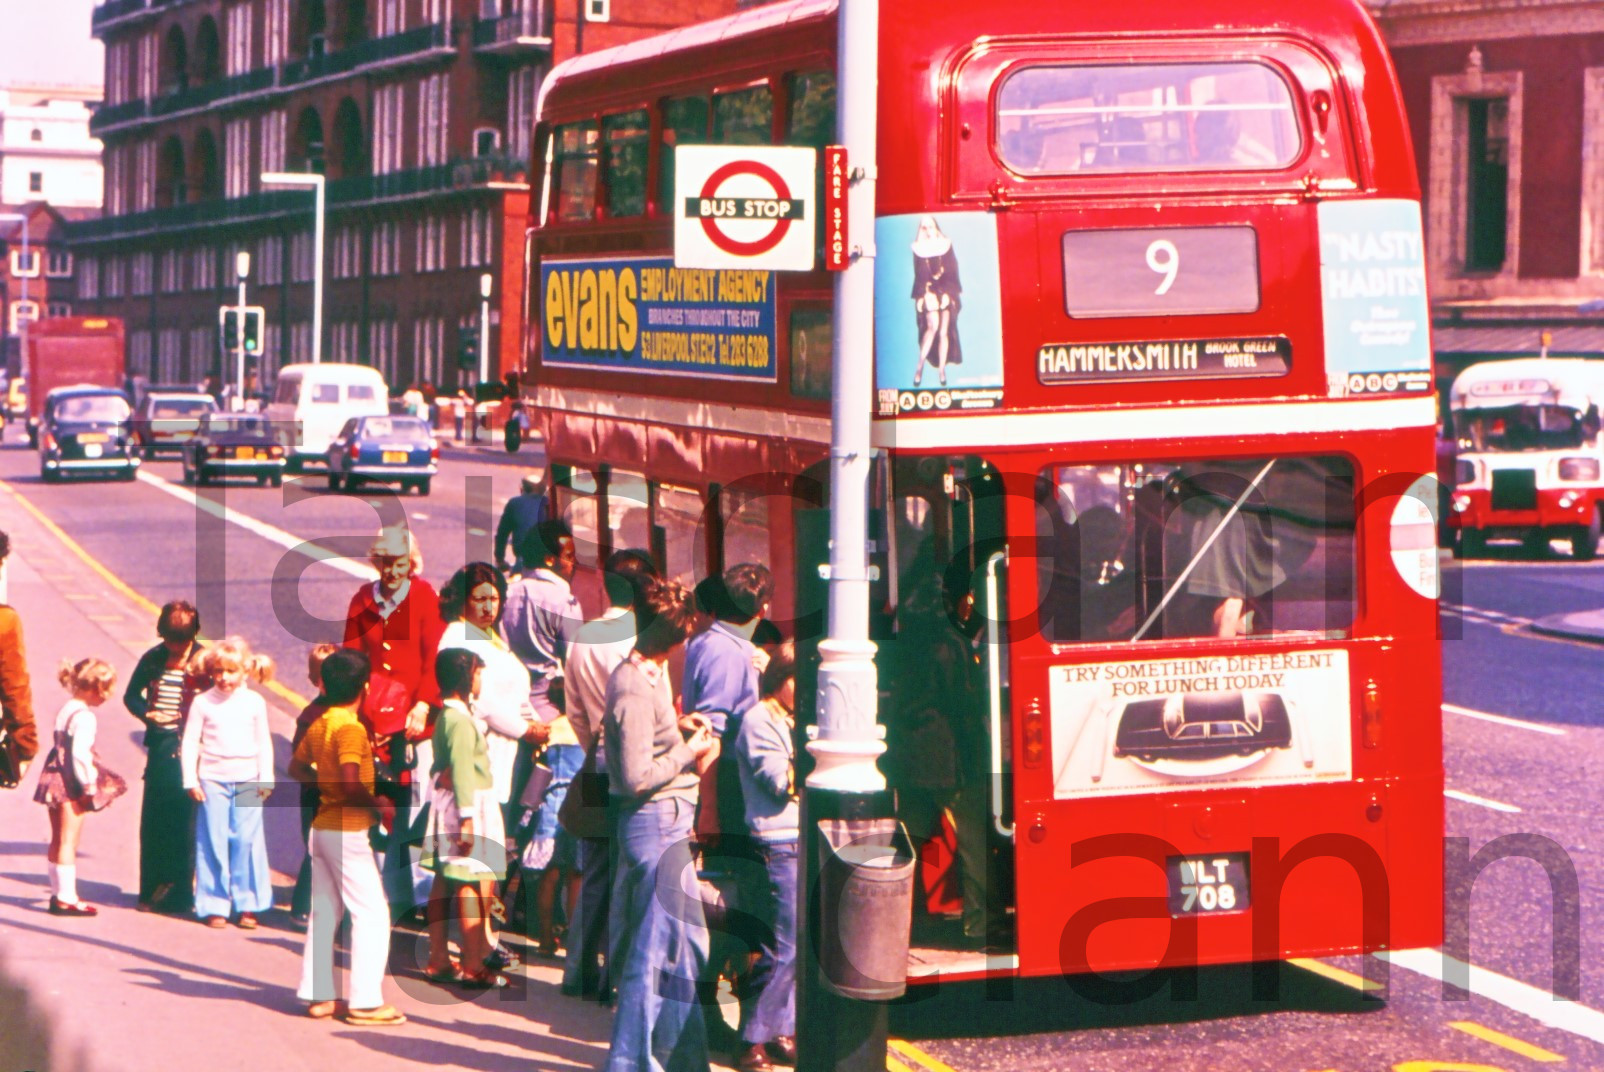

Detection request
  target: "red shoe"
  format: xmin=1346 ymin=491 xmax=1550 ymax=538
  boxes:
xmin=49 ymin=897 xmax=97 ymax=917
xmin=236 ymin=912 xmax=259 ymax=930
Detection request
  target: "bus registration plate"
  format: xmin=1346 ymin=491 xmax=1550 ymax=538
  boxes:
xmin=1167 ymin=853 xmax=1249 ymax=915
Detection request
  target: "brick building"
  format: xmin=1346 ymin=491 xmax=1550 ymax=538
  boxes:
xmin=2 ymin=204 xmax=98 ymax=374
xmin=73 ymin=0 xmax=734 ymax=393
xmin=1368 ymin=0 xmax=1604 ymax=383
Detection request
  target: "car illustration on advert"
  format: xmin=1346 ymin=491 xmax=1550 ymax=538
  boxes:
xmin=1051 ymin=651 xmax=1352 ymax=798
xmin=1112 ymin=690 xmax=1295 ymax=765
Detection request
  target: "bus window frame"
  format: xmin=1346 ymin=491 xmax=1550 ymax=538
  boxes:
xmin=948 ymin=37 xmax=1360 ymax=202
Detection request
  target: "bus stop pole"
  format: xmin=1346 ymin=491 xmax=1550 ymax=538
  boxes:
xmin=799 ymin=0 xmax=890 ymax=1064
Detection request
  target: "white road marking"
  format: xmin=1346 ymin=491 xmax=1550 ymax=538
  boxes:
xmin=1444 ymin=703 xmax=1567 ymax=736
xmin=137 ymin=470 xmax=378 ymax=581
xmin=1381 ymin=948 xmax=1604 ymax=1045
xmin=1444 ymin=788 xmax=1523 ymax=814
xmin=1442 ymin=603 xmax=1534 ymax=628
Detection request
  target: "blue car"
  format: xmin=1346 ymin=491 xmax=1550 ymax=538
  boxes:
xmin=326 ymin=414 xmax=438 ymax=495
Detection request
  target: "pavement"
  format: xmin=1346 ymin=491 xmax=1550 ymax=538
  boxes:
xmin=1530 ymin=607 xmax=1604 ymax=644
xmin=0 ymin=476 xmax=737 ymax=1072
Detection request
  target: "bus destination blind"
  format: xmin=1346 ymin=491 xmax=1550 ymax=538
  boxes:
xmin=1062 ymin=225 xmax=1260 ymax=318
xmin=1037 ymin=336 xmax=1290 ymax=384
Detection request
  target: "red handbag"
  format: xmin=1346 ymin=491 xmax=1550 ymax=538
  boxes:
xmin=361 ymin=672 xmax=413 ymax=737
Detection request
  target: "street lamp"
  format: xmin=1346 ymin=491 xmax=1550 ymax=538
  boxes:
xmin=478 ymin=271 xmax=492 ymax=388
xmin=0 ymin=212 xmax=32 ymax=383
xmin=260 ymin=171 xmax=325 ymax=364
xmin=234 ymin=249 xmax=251 ymax=411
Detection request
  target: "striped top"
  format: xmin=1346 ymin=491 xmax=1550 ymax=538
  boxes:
xmin=146 ymin=668 xmax=187 ymax=730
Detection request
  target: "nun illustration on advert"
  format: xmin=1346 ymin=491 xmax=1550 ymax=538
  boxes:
xmin=910 ymin=215 xmax=963 ymax=387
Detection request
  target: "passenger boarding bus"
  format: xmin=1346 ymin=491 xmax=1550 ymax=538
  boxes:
xmin=524 ymin=0 xmax=1443 ymax=982
xmin=1448 ymin=357 xmax=1604 ymax=560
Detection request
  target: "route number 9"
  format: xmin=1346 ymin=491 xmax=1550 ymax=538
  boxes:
xmin=1146 ymin=239 xmax=1179 ymax=295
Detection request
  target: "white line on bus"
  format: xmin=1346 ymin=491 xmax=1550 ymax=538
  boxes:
xmin=136 ymin=470 xmax=379 ymax=582
xmin=1444 ymin=788 xmax=1523 ymax=814
xmin=1381 ymin=948 xmax=1604 ymax=1046
xmin=1444 ymin=703 xmax=1567 ymax=736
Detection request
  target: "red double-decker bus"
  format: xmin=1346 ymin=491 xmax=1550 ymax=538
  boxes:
xmin=523 ymin=0 xmax=1443 ymax=982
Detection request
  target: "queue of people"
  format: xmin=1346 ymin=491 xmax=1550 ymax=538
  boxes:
xmin=0 ymin=515 xmax=805 ymax=1066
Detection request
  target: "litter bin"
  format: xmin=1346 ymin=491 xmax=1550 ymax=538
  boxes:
xmin=815 ymin=817 xmax=915 ymax=1000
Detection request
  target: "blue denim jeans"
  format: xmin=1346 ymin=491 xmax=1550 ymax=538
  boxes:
xmin=606 ymin=796 xmax=709 ymax=1072
xmin=194 ymin=779 xmax=273 ymax=919
xmin=741 ymin=838 xmax=798 ymax=1044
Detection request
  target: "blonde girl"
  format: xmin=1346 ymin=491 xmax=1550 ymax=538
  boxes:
xmin=180 ymin=637 xmax=276 ymax=929
xmin=34 ymin=658 xmax=127 ymax=917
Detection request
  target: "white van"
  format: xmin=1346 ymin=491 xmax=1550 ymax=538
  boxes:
xmin=264 ymin=363 xmax=390 ymax=470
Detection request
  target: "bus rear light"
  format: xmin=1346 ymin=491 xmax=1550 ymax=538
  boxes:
xmin=1452 ymin=494 xmax=1471 ymax=513
xmin=1362 ymin=679 xmax=1382 ymax=749
xmin=1028 ymin=817 xmax=1048 ymax=844
xmin=1022 ymin=696 xmax=1045 ymax=769
xmin=1559 ymin=491 xmax=1582 ymax=510
xmin=1366 ymin=796 xmax=1383 ymax=823
xmin=1559 ymin=457 xmax=1600 ymax=482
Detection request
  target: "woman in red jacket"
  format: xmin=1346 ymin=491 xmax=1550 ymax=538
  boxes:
xmin=342 ymin=524 xmax=446 ymax=920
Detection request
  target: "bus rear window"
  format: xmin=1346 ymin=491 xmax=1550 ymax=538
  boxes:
xmin=1033 ymin=456 xmax=1354 ymax=644
xmin=553 ymin=121 xmax=599 ymax=222
xmin=997 ymin=62 xmax=1300 ymax=175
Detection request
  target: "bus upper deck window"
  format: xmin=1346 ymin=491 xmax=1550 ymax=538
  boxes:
xmin=553 ymin=121 xmax=600 ymax=222
xmin=659 ymin=96 xmax=710 ymax=216
xmin=602 ymin=110 xmax=650 ymax=218
xmin=714 ymin=85 xmax=775 ymax=145
xmin=996 ymin=62 xmax=1301 ymax=176
xmin=785 ymin=70 xmax=836 ymax=149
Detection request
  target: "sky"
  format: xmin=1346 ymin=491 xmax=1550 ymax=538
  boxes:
xmin=0 ymin=0 xmax=103 ymax=90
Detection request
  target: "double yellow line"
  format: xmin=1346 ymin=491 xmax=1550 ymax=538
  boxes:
xmin=1 ymin=478 xmax=313 ymax=712
xmin=888 ymin=1039 xmax=961 ymax=1072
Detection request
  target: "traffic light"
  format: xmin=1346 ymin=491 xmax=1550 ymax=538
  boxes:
xmin=242 ymin=308 xmax=262 ymax=354
xmin=458 ymin=324 xmax=479 ymax=371
xmin=218 ymin=306 xmax=265 ymax=354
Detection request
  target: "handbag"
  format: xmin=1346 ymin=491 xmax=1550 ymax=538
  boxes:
xmin=519 ymin=760 xmax=555 ymax=815
xmin=557 ymin=739 xmax=609 ymax=840
xmin=361 ymin=673 xmax=414 ymax=738
xmin=0 ymin=722 xmax=24 ymax=789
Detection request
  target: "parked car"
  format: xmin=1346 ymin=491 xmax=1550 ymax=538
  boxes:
xmin=326 ymin=414 xmax=438 ymax=495
xmin=38 ymin=385 xmax=138 ymax=483
xmin=264 ymin=362 xmax=389 ymax=471
xmin=180 ymin=413 xmax=286 ymax=487
xmin=131 ymin=391 xmax=218 ymax=457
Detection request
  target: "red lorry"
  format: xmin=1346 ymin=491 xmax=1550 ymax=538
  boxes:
xmin=23 ymin=316 xmax=126 ymax=447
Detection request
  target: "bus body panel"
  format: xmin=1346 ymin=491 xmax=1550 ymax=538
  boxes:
xmin=525 ymin=0 xmax=1442 ymax=981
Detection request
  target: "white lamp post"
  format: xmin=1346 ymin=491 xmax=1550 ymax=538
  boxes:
xmin=260 ymin=171 xmax=325 ymax=364
xmin=234 ymin=249 xmax=251 ymax=411
xmin=478 ymin=271 xmax=492 ymax=388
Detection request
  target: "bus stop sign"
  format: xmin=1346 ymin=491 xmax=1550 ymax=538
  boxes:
xmin=674 ymin=145 xmax=816 ymax=271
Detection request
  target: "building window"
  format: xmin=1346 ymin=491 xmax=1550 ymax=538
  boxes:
xmin=135 ymin=141 xmax=156 ymax=212
xmin=374 ymin=84 xmax=405 ymax=174
xmin=378 ymin=0 xmax=405 ymax=36
xmin=27 ymin=172 xmax=41 ymax=194
xmin=139 ymin=32 xmax=158 ymax=99
xmin=1429 ymin=65 xmax=1521 ymax=291
xmin=586 ymin=0 xmax=610 ymax=21
xmin=1463 ymin=98 xmax=1508 ymax=272
xmin=47 ymin=301 xmax=71 ymax=318
xmin=225 ymin=118 xmax=253 ymax=198
xmin=192 ymin=246 xmax=217 ymax=291
xmin=417 ymin=215 xmax=445 ymax=272
xmin=10 ymin=250 xmax=39 ymax=277
xmin=105 ymin=256 xmax=126 ymax=298
xmin=161 ymin=249 xmax=181 ymax=291
xmin=370 ymin=221 xmax=400 ymax=276
xmin=78 ymin=255 xmax=99 ymax=299
xmin=8 ymin=301 xmax=39 ymax=336
xmin=261 ymin=110 xmax=287 ymax=173
xmin=132 ymin=251 xmax=154 ymax=295
xmin=264 ymin=0 xmax=289 ymax=64
xmin=45 ymin=249 xmax=72 ymax=277
xmin=417 ymin=74 xmax=449 ymax=167
xmin=29 ymin=128 xmax=41 ymax=143
xmin=508 ymin=67 xmax=538 ymax=163
xmin=291 ymin=231 xmax=314 ymax=282
xmin=227 ymin=2 xmax=253 ymax=76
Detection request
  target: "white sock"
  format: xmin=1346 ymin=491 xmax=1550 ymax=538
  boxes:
xmin=47 ymin=862 xmax=60 ymax=898
xmin=56 ymin=864 xmax=78 ymax=905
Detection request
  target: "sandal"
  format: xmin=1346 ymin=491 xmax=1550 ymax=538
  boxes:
xmin=306 ymin=1000 xmax=346 ymax=1020
xmin=485 ymin=945 xmax=521 ymax=972
xmin=458 ymin=967 xmax=510 ymax=990
xmin=424 ymin=957 xmax=463 ymax=983
xmin=342 ymin=1004 xmax=408 ymax=1027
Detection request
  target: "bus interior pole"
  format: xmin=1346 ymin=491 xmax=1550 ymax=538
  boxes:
xmin=799 ymin=0 xmax=888 ymax=1065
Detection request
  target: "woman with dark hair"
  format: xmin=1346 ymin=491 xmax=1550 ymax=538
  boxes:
xmin=123 ymin=600 xmax=205 ymax=913
xmin=731 ymin=641 xmax=800 ymax=1071
xmin=604 ymin=578 xmax=716 ymax=1072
